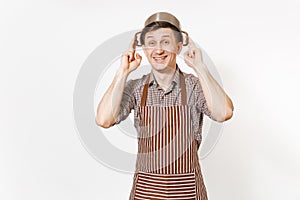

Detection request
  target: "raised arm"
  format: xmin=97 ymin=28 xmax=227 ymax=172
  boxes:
xmin=184 ymin=38 xmax=234 ymax=122
xmin=95 ymin=38 xmax=142 ymax=128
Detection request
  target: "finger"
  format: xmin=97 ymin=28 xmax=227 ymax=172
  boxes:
xmin=188 ymin=38 xmax=202 ymax=55
xmin=121 ymin=52 xmax=127 ymax=58
xmin=184 ymin=52 xmax=192 ymax=64
xmin=121 ymin=52 xmax=129 ymax=63
xmin=188 ymin=37 xmax=196 ymax=48
xmin=128 ymin=51 xmax=134 ymax=62
xmin=122 ymin=51 xmax=134 ymax=62
xmin=122 ymin=51 xmax=130 ymax=58
xmin=184 ymin=49 xmax=191 ymax=58
xmin=184 ymin=51 xmax=191 ymax=60
xmin=184 ymin=51 xmax=189 ymax=59
xmin=188 ymin=48 xmax=195 ymax=58
xmin=135 ymin=53 xmax=142 ymax=64
xmin=128 ymin=37 xmax=136 ymax=53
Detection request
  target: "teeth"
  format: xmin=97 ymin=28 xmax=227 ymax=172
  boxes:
xmin=154 ymin=56 xmax=166 ymax=61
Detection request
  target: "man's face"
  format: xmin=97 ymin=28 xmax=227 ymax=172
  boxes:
xmin=142 ymin=28 xmax=182 ymax=72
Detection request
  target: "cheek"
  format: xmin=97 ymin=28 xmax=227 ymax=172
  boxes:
xmin=165 ymin=47 xmax=178 ymax=56
xmin=165 ymin=45 xmax=178 ymax=54
xmin=143 ymin=48 xmax=151 ymax=57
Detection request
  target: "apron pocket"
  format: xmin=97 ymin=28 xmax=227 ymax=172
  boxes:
xmin=134 ymin=171 xmax=196 ymax=200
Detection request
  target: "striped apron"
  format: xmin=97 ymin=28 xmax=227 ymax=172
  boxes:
xmin=129 ymin=69 xmax=208 ymax=200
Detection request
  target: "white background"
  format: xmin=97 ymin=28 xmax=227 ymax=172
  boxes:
xmin=1 ymin=0 xmax=300 ymax=199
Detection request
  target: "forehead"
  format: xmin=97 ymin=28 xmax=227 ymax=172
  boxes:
xmin=145 ymin=28 xmax=176 ymax=39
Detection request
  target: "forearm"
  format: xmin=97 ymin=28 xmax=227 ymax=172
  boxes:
xmin=194 ymin=64 xmax=234 ymax=122
xmin=96 ymin=68 xmax=129 ymax=127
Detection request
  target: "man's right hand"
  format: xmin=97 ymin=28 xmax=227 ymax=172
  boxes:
xmin=120 ymin=37 xmax=142 ymax=73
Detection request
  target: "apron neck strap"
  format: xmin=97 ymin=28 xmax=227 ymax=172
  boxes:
xmin=141 ymin=75 xmax=150 ymax=107
xmin=180 ymin=69 xmax=187 ymax=105
xmin=140 ymin=68 xmax=187 ymax=107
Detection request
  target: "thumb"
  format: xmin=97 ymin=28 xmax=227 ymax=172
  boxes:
xmin=184 ymin=51 xmax=190 ymax=60
xmin=184 ymin=51 xmax=192 ymax=65
xmin=136 ymin=53 xmax=142 ymax=63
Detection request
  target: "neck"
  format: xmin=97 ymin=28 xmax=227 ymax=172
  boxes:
xmin=151 ymin=65 xmax=177 ymax=90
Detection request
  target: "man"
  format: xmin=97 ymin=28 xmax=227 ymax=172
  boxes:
xmin=96 ymin=12 xmax=234 ymax=200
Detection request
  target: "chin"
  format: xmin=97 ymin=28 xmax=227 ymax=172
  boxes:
xmin=151 ymin=63 xmax=175 ymax=72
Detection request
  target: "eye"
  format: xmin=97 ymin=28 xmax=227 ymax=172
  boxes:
xmin=162 ymin=40 xmax=170 ymax=46
xmin=147 ymin=40 xmax=156 ymax=47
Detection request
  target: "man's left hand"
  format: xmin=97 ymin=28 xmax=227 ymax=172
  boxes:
xmin=184 ymin=38 xmax=205 ymax=70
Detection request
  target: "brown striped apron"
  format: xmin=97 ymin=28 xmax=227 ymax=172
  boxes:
xmin=129 ymin=69 xmax=208 ymax=200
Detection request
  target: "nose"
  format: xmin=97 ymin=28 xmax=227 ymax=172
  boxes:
xmin=153 ymin=44 xmax=164 ymax=54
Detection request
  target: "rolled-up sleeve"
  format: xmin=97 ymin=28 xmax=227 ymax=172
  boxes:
xmin=114 ymin=79 xmax=136 ymax=125
xmin=194 ymin=78 xmax=217 ymax=121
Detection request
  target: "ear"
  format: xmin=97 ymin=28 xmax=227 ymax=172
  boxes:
xmin=176 ymin=42 xmax=183 ymax=55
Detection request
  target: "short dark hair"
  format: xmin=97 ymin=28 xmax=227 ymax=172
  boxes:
xmin=140 ymin=21 xmax=183 ymax=45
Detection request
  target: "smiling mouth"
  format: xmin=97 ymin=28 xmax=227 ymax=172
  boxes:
xmin=153 ymin=55 xmax=168 ymax=63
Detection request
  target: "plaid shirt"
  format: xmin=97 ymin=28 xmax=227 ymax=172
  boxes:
xmin=115 ymin=65 xmax=215 ymax=142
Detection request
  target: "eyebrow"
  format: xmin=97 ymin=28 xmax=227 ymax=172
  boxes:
xmin=146 ymin=34 xmax=171 ymax=39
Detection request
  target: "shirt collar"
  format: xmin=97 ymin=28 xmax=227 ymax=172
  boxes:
xmin=149 ymin=64 xmax=180 ymax=91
